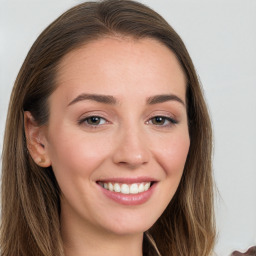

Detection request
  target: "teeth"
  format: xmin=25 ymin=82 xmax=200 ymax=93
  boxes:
xmin=99 ymin=182 xmax=152 ymax=194
xmin=108 ymin=182 xmax=114 ymax=191
xmin=130 ymin=184 xmax=139 ymax=194
xmin=144 ymin=182 xmax=150 ymax=191
xmin=121 ymin=184 xmax=129 ymax=194
xmin=138 ymin=183 xmax=144 ymax=193
xmin=114 ymin=183 xmax=121 ymax=192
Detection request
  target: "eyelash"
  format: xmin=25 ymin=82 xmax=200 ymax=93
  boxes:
xmin=78 ymin=116 xmax=108 ymax=127
xmin=78 ymin=115 xmax=178 ymax=128
xmin=146 ymin=116 xmax=178 ymax=127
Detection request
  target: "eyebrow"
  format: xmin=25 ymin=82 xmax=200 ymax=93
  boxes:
xmin=146 ymin=94 xmax=185 ymax=106
xmin=68 ymin=93 xmax=185 ymax=107
xmin=68 ymin=93 xmax=118 ymax=106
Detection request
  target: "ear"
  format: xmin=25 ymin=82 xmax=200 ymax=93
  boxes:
xmin=24 ymin=111 xmax=51 ymax=167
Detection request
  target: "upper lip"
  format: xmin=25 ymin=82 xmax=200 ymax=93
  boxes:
xmin=96 ymin=176 xmax=158 ymax=184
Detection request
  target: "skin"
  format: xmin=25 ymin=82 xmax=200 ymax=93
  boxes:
xmin=25 ymin=37 xmax=190 ymax=256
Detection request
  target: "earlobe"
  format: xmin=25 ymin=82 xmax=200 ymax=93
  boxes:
xmin=24 ymin=111 xmax=51 ymax=167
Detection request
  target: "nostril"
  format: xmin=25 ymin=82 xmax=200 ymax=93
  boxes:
xmin=116 ymin=161 xmax=148 ymax=170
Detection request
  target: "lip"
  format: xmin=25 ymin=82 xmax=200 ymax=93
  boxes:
xmin=96 ymin=176 xmax=156 ymax=184
xmin=97 ymin=178 xmax=157 ymax=206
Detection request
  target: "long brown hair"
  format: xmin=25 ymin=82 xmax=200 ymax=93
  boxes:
xmin=1 ymin=1 xmax=215 ymax=255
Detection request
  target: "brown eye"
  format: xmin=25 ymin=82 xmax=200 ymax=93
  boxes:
xmin=87 ymin=116 xmax=101 ymax=125
xmin=151 ymin=116 xmax=166 ymax=125
xmin=80 ymin=116 xmax=107 ymax=126
xmin=148 ymin=116 xmax=177 ymax=127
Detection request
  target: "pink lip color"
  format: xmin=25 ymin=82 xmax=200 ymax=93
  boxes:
xmin=98 ymin=182 xmax=157 ymax=206
xmin=97 ymin=176 xmax=156 ymax=184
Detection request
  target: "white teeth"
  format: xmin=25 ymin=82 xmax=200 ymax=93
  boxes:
xmin=108 ymin=182 xmax=114 ymax=191
xmin=138 ymin=183 xmax=144 ymax=193
xmin=114 ymin=183 xmax=121 ymax=192
xmin=121 ymin=184 xmax=129 ymax=194
xmin=101 ymin=182 xmax=152 ymax=194
xmin=130 ymin=184 xmax=139 ymax=194
xmin=144 ymin=182 xmax=150 ymax=191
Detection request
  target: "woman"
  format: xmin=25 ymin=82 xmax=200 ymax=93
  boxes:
xmin=0 ymin=0 xmax=215 ymax=255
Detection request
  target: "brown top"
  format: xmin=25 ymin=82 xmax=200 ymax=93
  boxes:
xmin=231 ymin=246 xmax=256 ymax=256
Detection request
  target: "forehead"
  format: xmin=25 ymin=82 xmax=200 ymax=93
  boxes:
xmin=54 ymin=36 xmax=187 ymax=102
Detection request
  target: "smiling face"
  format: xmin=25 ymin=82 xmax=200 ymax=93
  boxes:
xmin=41 ymin=37 xmax=190 ymax=237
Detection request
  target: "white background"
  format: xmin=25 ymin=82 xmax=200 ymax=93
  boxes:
xmin=0 ymin=0 xmax=255 ymax=255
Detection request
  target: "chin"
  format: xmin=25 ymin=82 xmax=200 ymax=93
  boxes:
xmin=100 ymin=212 xmax=157 ymax=236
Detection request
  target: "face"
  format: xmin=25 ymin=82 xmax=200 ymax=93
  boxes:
xmin=42 ymin=37 xmax=190 ymax=236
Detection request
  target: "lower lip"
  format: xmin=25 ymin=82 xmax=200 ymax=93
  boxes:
xmin=98 ymin=183 xmax=157 ymax=206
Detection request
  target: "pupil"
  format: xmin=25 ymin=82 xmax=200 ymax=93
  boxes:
xmin=89 ymin=117 xmax=100 ymax=124
xmin=154 ymin=117 xmax=164 ymax=124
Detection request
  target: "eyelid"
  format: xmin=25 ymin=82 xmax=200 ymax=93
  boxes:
xmin=145 ymin=112 xmax=178 ymax=127
xmin=148 ymin=116 xmax=177 ymax=124
xmin=77 ymin=112 xmax=111 ymax=128
xmin=78 ymin=110 xmax=109 ymax=120
xmin=79 ymin=116 xmax=107 ymax=125
xmin=77 ymin=111 xmax=179 ymax=129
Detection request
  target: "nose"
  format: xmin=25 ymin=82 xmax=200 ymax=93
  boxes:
xmin=112 ymin=126 xmax=150 ymax=169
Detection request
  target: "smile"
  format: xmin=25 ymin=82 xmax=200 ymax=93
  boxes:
xmin=97 ymin=179 xmax=157 ymax=205
xmin=98 ymin=182 xmax=151 ymax=195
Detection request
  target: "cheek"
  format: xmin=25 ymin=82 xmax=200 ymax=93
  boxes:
xmin=46 ymin=129 xmax=113 ymax=180
xmin=148 ymin=131 xmax=190 ymax=218
xmin=152 ymin=132 xmax=190 ymax=177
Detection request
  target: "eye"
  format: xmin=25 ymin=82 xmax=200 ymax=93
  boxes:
xmin=147 ymin=116 xmax=177 ymax=127
xmin=79 ymin=116 xmax=107 ymax=126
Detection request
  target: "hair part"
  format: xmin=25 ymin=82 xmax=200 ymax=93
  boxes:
xmin=1 ymin=1 xmax=215 ymax=255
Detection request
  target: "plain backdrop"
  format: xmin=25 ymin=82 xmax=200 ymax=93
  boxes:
xmin=0 ymin=0 xmax=256 ymax=255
